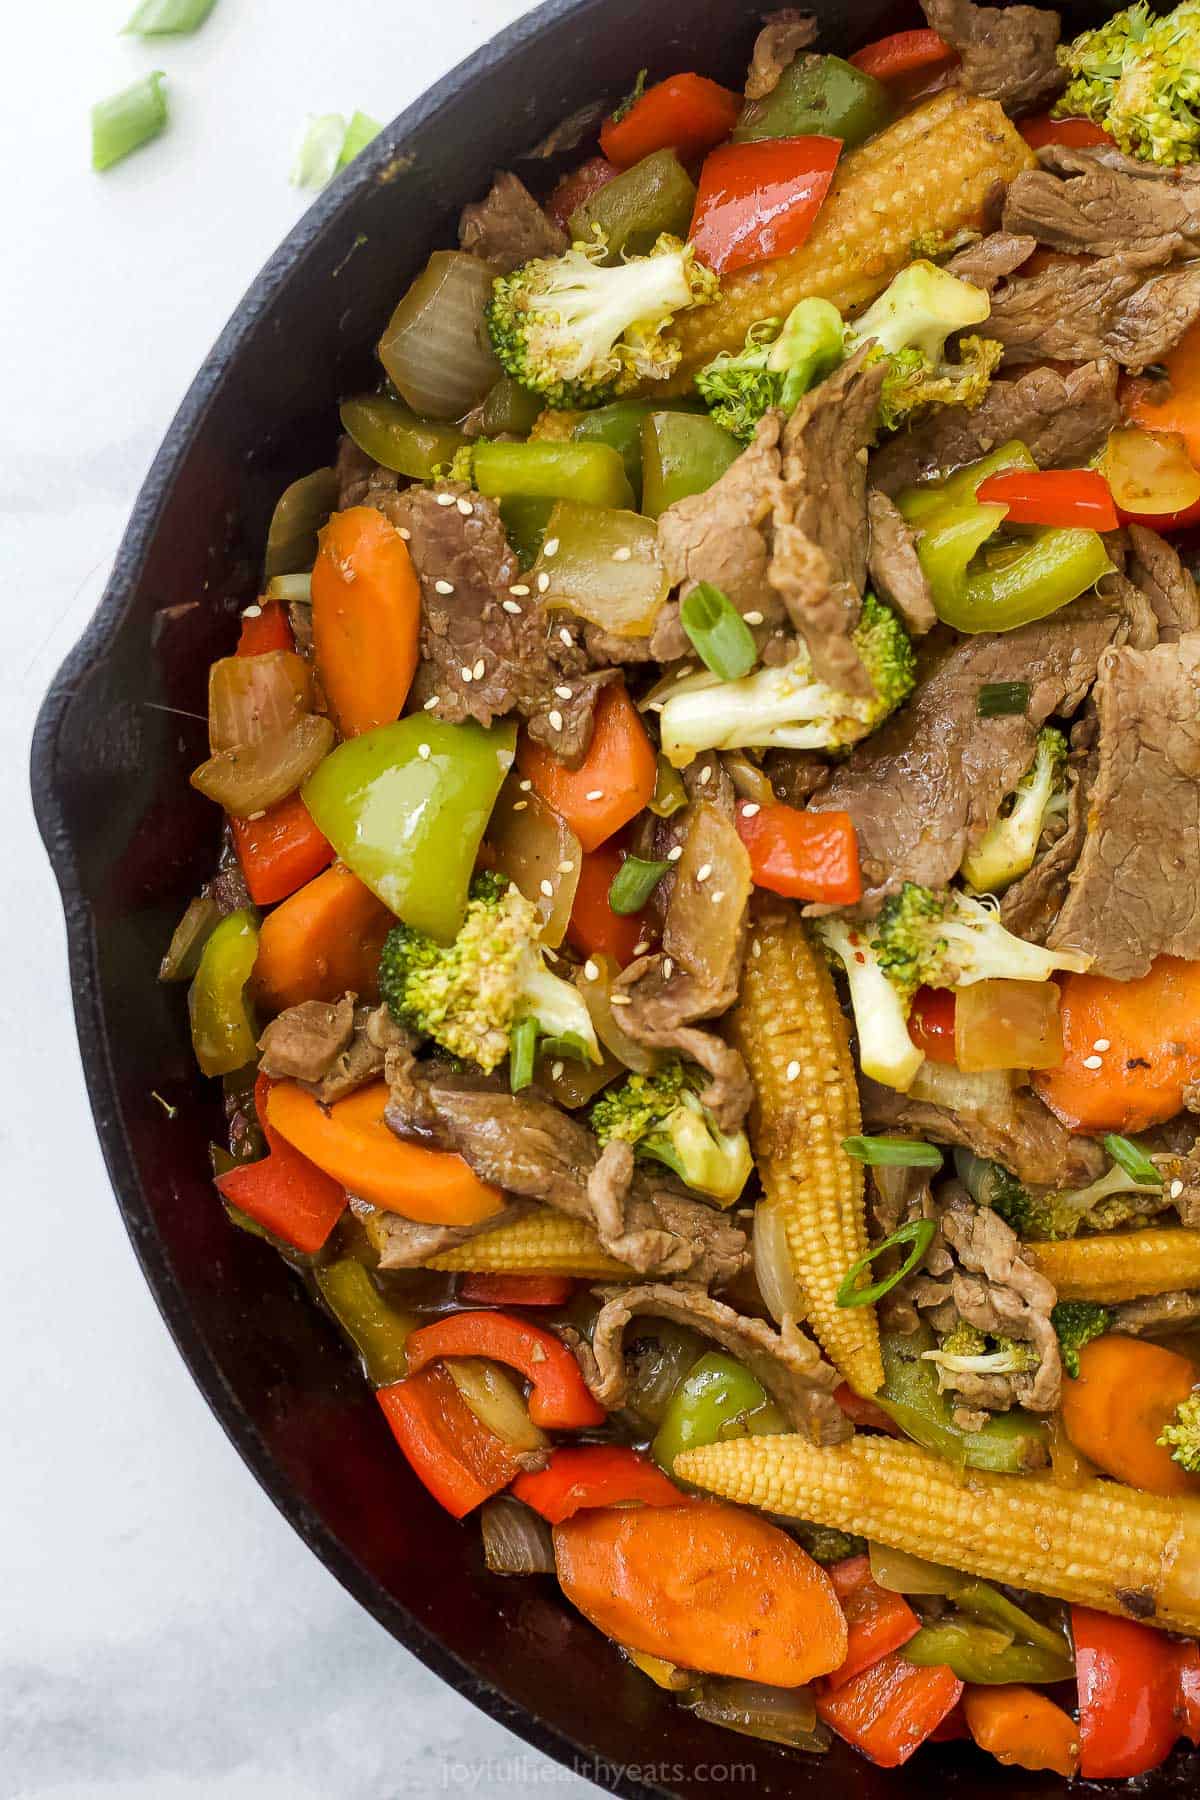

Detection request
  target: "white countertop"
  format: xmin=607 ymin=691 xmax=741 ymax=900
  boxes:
xmin=5 ymin=3 xmax=599 ymax=1794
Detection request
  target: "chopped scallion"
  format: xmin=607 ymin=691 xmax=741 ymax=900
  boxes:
xmin=291 ymin=114 xmax=349 ymax=190
xmin=836 ymin=1219 xmax=937 ymax=1309
xmin=1103 ymin=1132 xmax=1163 ymax=1187
xmin=91 ymin=71 xmax=168 ymax=172
xmin=610 ymin=68 xmax=648 ymax=125
xmin=608 ymin=856 xmax=670 ymax=916
xmin=123 ymin=0 xmax=216 ymax=33
xmin=680 ymin=582 xmax=758 ymax=682
xmin=338 ymin=110 xmax=383 ymax=169
xmin=842 ymin=1135 xmax=943 ymax=1169
xmin=977 ymin=681 xmax=1030 ymax=718
xmin=509 ymin=1016 xmax=539 ymax=1092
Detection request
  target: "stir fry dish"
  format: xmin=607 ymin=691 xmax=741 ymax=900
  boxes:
xmin=163 ymin=0 xmax=1200 ymax=1779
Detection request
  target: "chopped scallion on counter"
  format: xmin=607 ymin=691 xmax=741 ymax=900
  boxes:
xmin=842 ymin=1135 xmax=944 ymax=1168
xmin=91 ymin=71 xmax=169 ymax=172
xmin=338 ymin=110 xmax=383 ymax=169
xmin=680 ymin=581 xmax=758 ymax=681
xmin=123 ymin=0 xmax=217 ymax=34
xmin=608 ymin=856 xmax=670 ymax=916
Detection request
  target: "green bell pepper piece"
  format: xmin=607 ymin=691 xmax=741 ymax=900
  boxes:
xmin=480 ymin=376 xmax=544 ymax=438
xmin=572 ymin=396 xmax=705 ymax=498
xmin=301 ymin=717 xmax=516 ymax=943
xmin=952 ymin=1580 xmax=1073 ymax=1661
xmin=879 ymin=1326 xmax=1049 ymax=1473
xmin=904 ymin=1621 xmax=1074 ymax=1686
xmin=339 ymin=395 xmax=466 ymax=482
xmin=500 ymin=495 xmax=556 ymax=568
xmin=472 ymin=440 xmax=635 ymax=510
xmin=264 ymin=467 xmax=339 ymax=578
xmin=569 ymin=149 xmax=697 ymax=261
xmin=652 ymin=1351 xmax=788 ymax=1473
xmin=641 ymin=412 xmax=741 ymax=519
xmin=735 ymin=54 xmax=891 ymax=149
xmin=315 ymin=1259 xmax=417 ymax=1386
xmin=188 ymin=909 xmax=259 ymax=1078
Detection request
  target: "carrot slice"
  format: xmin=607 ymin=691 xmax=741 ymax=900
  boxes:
xmin=1059 ymin=1335 xmax=1200 ymax=1498
xmin=964 ymin=1685 xmax=1081 ymax=1778
xmin=252 ymin=863 xmax=393 ymax=1012
xmin=517 ymin=682 xmax=656 ymax=853
xmin=266 ymin=1079 xmax=505 ymax=1225
xmin=311 ymin=506 xmax=421 ymax=738
xmin=553 ymin=1499 xmax=848 ymax=1684
xmin=1034 ymin=958 xmax=1200 ymax=1133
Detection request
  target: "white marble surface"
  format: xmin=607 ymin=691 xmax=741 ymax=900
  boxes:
xmin=4 ymin=3 xmax=601 ymax=1795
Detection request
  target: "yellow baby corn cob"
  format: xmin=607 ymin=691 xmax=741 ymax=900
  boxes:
xmin=676 ymin=1433 xmax=1200 ymax=1636
xmin=660 ymin=89 xmax=1035 ymax=390
xmin=1026 ymin=1228 xmax=1200 ymax=1302
xmin=729 ymin=905 xmax=883 ymax=1396
xmin=425 ymin=1210 xmax=627 ymax=1276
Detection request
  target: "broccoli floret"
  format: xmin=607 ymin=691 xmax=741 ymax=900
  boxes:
xmin=922 ymin=1323 xmax=1039 ymax=1379
xmin=589 ymin=1060 xmax=753 ymax=1203
xmin=846 ymin=260 xmax=1001 ymax=432
xmin=789 ymin=1521 xmax=867 ymax=1565
xmin=694 ymin=298 xmax=846 ymax=442
xmin=486 ymin=234 xmax=719 ymax=411
xmin=379 ymin=872 xmax=600 ymax=1083
xmin=658 ymin=591 xmax=915 ymax=768
xmin=873 ymin=882 xmax=1092 ymax=997
xmin=1052 ymin=1301 xmax=1113 ymax=1378
xmin=1159 ymin=1392 xmax=1200 ymax=1471
xmin=962 ymin=728 xmax=1070 ymax=895
xmin=1057 ymin=0 xmax=1200 ymax=167
xmin=431 ymin=441 xmax=482 ymax=486
xmin=815 ymin=914 xmax=925 ymax=1093
xmin=955 ymin=1148 xmax=1166 ymax=1241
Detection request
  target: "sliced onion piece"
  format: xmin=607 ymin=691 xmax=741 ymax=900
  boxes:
xmin=688 ymin=1679 xmax=827 ymax=1752
xmin=265 ymin=573 xmax=312 ymax=603
xmin=488 ymin=774 xmax=581 ymax=949
xmin=540 ymin=1046 xmax=624 ymax=1109
xmin=531 ymin=501 xmax=668 ymax=637
xmin=378 ymin=251 xmax=500 ymax=420
xmin=955 ymin=977 xmax=1062 ymax=1073
xmin=724 ymin=751 xmax=776 ymax=808
xmin=448 ymin=1356 xmax=547 ymax=1454
xmin=868 ymin=1541 xmax=959 ymax=1596
xmin=191 ymin=714 xmax=335 ymax=817
xmin=1102 ymin=426 xmax=1200 ymax=518
xmin=480 ymin=1495 xmax=555 ymax=1575
xmin=263 ymin=467 xmax=338 ymax=578
xmin=624 ymin=1645 xmax=694 ymax=1691
xmin=208 ymin=650 xmax=315 ymax=753
xmin=908 ymin=1060 xmax=1013 ymax=1113
xmin=158 ymin=892 xmax=221 ymax=982
xmin=753 ymin=1198 xmax=805 ymax=1326
xmin=575 ymin=953 xmax=658 ymax=1073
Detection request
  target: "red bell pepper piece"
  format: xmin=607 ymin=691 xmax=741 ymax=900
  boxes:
xmin=908 ymin=986 xmax=957 ymax=1065
xmin=214 ymin=1073 xmax=346 ymax=1254
xmin=546 ymin=155 xmax=619 ymax=232
xmin=735 ymin=802 xmax=862 ymax=905
xmin=690 ymin=136 xmax=842 ymax=277
xmin=817 ymin=1649 xmax=963 ymax=1767
xmin=229 ymin=791 xmax=334 ymax=906
xmin=512 ymin=1444 xmax=684 ymax=1522
xmin=929 ymin=1699 xmax=971 ymax=1741
xmin=825 ymin=1556 xmax=921 ymax=1690
xmin=236 ymin=599 xmax=293 ymax=657
xmin=403 ymin=1310 xmax=606 ymax=1429
xmin=376 ymin=1364 xmax=523 ymax=1518
xmin=834 ymin=1382 xmax=902 ymax=1435
xmin=600 ymin=73 xmax=741 ymax=171
xmin=1073 ymin=1606 xmax=1183 ymax=1779
xmin=458 ymin=1273 xmax=576 ymax=1307
xmin=849 ymin=29 xmax=957 ymax=82
xmin=1020 ymin=113 xmax=1115 ymax=152
xmin=975 ymin=468 xmax=1121 ymax=533
xmin=1177 ymin=1641 xmax=1200 ymax=1744
xmin=566 ymin=837 xmax=656 ymax=967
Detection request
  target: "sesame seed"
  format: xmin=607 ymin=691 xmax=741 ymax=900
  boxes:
xmin=1082 ymin=1054 xmax=1103 ymax=1069
xmin=1093 ymin=1038 xmax=1111 ymax=1052
xmin=710 ymin=890 xmax=724 ymax=903
xmin=418 ymin=743 xmax=431 ymax=760
xmin=510 ymin=584 xmax=531 ymax=597
xmin=456 ymin=497 xmax=474 ymax=516
xmin=398 ymin=527 xmax=412 ymax=541
xmin=551 ymin=1061 xmax=565 ymax=1081
xmin=423 ymin=695 xmax=440 ymax=710
xmin=247 ymin=809 xmax=266 ymax=821
xmin=633 ymin=940 xmax=650 ymax=956
xmin=667 ymin=845 xmax=683 ymax=862
xmin=559 ymin=627 xmax=574 ymax=647
xmin=537 ymin=572 xmax=551 ymax=593
xmin=242 ymin=604 xmax=262 ymax=618
xmin=662 ymin=956 xmax=674 ymax=978
xmin=512 ymin=800 xmax=528 ymax=811
xmin=743 ymin=610 xmax=764 ymax=625
xmin=584 ymin=960 xmax=600 ymax=982
xmin=473 ymin=658 xmax=486 ymax=680
xmin=610 ymin=994 xmax=632 ymax=1006
xmin=548 ymin=709 xmax=564 ymax=731
xmin=585 ymin=788 xmax=604 ymax=802
xmin=502 ymin=599 xmax=523 ymax=615
xmin=435 ymin=579 xmax=455 ymax=596
xmin=519 ymin=778 xmax=532 ymax=792
xmin=741 ymin=802 xmax=761 ymax=817
xmin=751 ymin=939 xmax=761 ymax=958
xmin=612 ymin=546 xmax=632 ymax=562
xmin=436 ymin=493 xmax=456 ymax=507
xmin=557 ymin=860 xmax=574 ymax=874
xmin=1172 ymin=1178 xmax=1185 ymax=1199
xmin=461 ymin=666 xmax=474 ymax=683
xmin=543 ymin=537 xmax=560 ymax=557
xmin=698 ymin=766 xmax=712 ymax=785
xmin=696 ymin=863 xmax=712 ymax=882
xmin=786 ymin=1060 xmax=801 ymax=1082
xmin=540 ymin=879 xmax=554 ymax=898
xmin=554 ymin=684 xmax=573 ymax=700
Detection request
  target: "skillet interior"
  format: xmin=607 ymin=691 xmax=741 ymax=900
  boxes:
xmin=31 ymin=0 xmax=1197 ymax=1792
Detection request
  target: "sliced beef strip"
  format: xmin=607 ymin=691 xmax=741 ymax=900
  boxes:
xmin=1000 ymin=744 xmax=1095 ymax=943
xmin=576 ymin=1283 xmax=849 ymax=1442
xmin=656 ymin=411 xmax=787 ymax=625
xmin=458 ymin=171 xmax=568 ymax=275
xmin=870 ymin=359 xmax=1119 ymax=497
xmin=335 ymin=434 xmax=399 ymax=511
xmin=866 ymin=491 xmax=937 ymax=637
xmin=1047 ymin=635 xmax=1200 ymax=979
xmin=920 ymin=0 xmax=1063 ymax=113
xmin=302 ymin=1005 xmax=414 ymax=1105
xmin=809 ymin=597 xmax=1122 ymax=906
xmin=987 ymin=250 xmax=1200 ymax=371
xmin=764 ymin=748 xmax=830 ymax=806
xmin=944 ymin=230 xmax=1036 ymax=292
xmin=1112 ymin=1290 xmax=1200 ymax=1337
xmin=258 ymin=994 xmax=354 ymax=1084
xmin=860 ymin=1075 xmax=1105 ymax=1188
xmin=744 ymin=9 xmax=818 ymax=99
xmin=1151 ymin=1126 xmax=1200 ymax=1230
xmin=1128 ymin=526 xmax=1200 ymax=641
xmin=1003 ymin=145 xmax=1200 ymax=262
xmin=350 ymin=1195 xmax=533 ymax=1268
xmin=381 ymin=484 xmax=614 ymax=765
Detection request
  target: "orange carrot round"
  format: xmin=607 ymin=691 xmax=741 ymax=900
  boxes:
xmin=964 ymin=1685 xmax=1080 ymax=1778
xmin=311 ymin=506 xmax=421 ymax=738
xmin=1059 ymin=1336 xmax=1200 ymax=1498
xmin=1034 ymin=959 xmax=1200 ymax=1133
xmin=553 ymin=1499 xmax=848 ymax=1685
xmin=252 ymin=863 xmax=393 ymax=1012
xmin=517 ymin=682 xmax=657 ymax=854
xmin=266 ymin=1079 xmax=505 ymax=1225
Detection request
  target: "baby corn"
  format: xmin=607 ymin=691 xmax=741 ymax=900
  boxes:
xmin=730 ymin=904 xmax=883 ymax=1396
xmin=425 ymin=1210 xmax=628 ymax=1277
xmin=661 ymin=90 xmax=1035 ymax=389
xmin=1027 ymin=1228 xmax=1200 ymax=1301
xmin=676 ymin=1433 xmax=1200 ymax=1636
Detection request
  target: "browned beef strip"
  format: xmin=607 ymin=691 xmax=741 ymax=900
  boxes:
xmin=1128 ymin=526 xmax=1200 ymax=641
xmin=866 ymin=491 xmax=937 ymax=636
xmin=1000 ymin=745 xmax=1094 ymax=943
xmin=861 ymin=1076 xmax=1105 ymax=1188
xmin=335 ymin=434 xmax=399 ymax=511
xmin=765 ymin=749 xmax=830 ymax=807
xmin=301 ymin=1005 xmax=413 ymax=1105
xmin=870 ymin=360 xmax=1119 ymax=496
xmin=1047 ymin=635 xmax=1200 ymax=978
xmin=1003 ymin=145 xmax=1200 ymax=262
xmin=656 ymin=412 xmax=787 ymax=625
xmin=381 ymin=485 xmax=614 ymax=765
xmin=945 ymin=230 xmax=1037 ymax=291
xmin=458 ymin=171 xmax=567 ymax=275
xmin=920 ymin=0 xmax=1063 ymax=112
xmin=1112 ymin=1290 xmax=1200 ymax=1336
xmin=350 ymin=1195 xmax=533 ymax=1268
xmin=744 ymin=9 xmax=818 ymax=98
xmin=988 ymin=251 xmax=1200 ymax=371
xmin=577 ymin=1284 xmax=849 ymax=1441
xmin=258 ymin=995 xmax=354 ymax=1083
xmin=809 ymin=598 xmax=1122 ymax=906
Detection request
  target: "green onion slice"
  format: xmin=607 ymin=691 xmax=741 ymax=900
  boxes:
xmin=91 ymin=71 xmax=168 ymax=172
xmin=680 ymin=582 xmax=758 ymax=682
xmin=977 ymin=681 xmax=1030 ymax=718
xmin=1103 ymin=1132 xmax=1163 ymax=1187
xmin=609 ymin=856 xmax=670 ymax=916
xmin=509 ymin=1017 xmax=539 ymax=1093
xmin=843 ymin=1135 xmax=943 ymax=1169
xmin=124 ymin=0 xmax=216 ymax=32
xmin=610 ymin=68 xmax=648 ymax=125
xmin=836 ymin=1219 xmax=938 ymax=1309
xmin=291 ymin=114 xmax=348 ymax=190
xmin=338 ymin=111 xmax=383 ymax=169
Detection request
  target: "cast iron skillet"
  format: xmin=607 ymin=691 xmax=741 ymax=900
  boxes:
xmin=30 ymin=0 xmax=1197 ymax=1792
